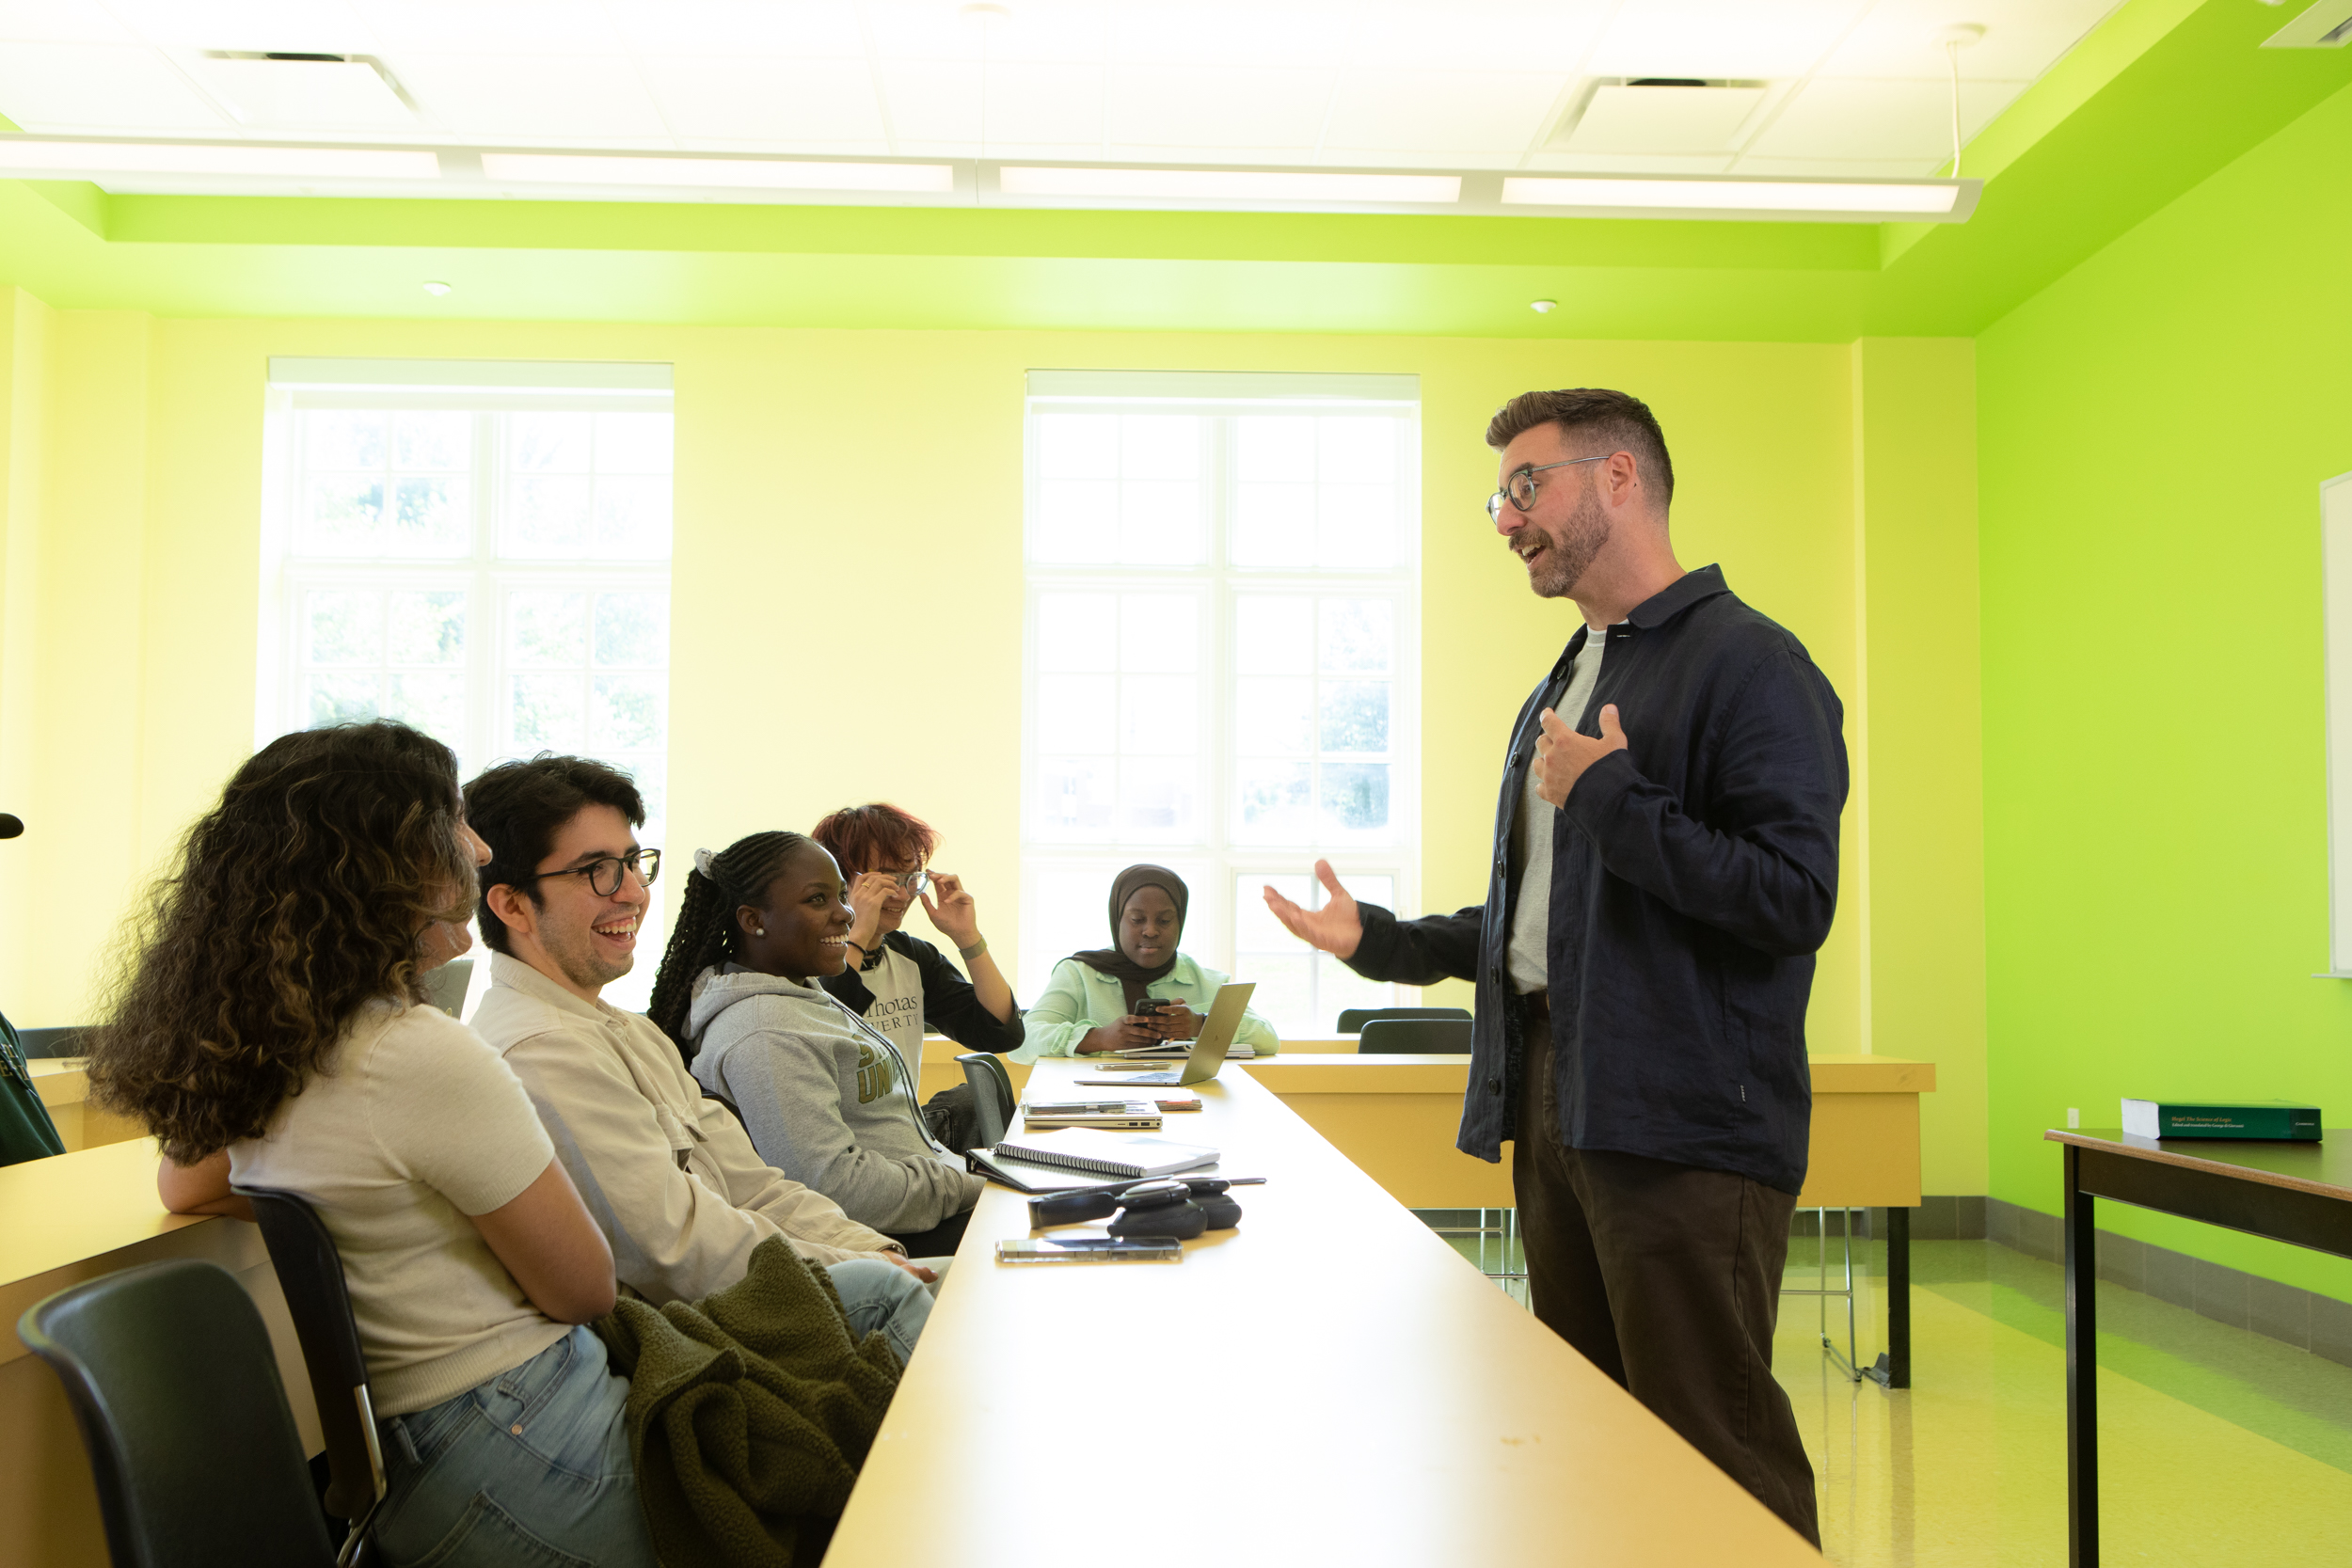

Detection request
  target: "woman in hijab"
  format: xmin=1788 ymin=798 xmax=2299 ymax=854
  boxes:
xmin=1010 ymin=863 xmax=1281 ymax=1061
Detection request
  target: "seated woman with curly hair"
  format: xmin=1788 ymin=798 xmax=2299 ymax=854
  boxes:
xmin=86 ymin=721 xmax=653 ymax=1568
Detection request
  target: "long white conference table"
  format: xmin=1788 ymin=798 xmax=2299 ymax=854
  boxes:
xmin=822 ymin=1056 xmax=1821 ymax=1566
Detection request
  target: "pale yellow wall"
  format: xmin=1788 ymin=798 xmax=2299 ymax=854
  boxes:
xmin=1854 ymin=339 xmax=1988 ymax=1195
xmin=0 ymin=310 xmax=1983 ymax=1181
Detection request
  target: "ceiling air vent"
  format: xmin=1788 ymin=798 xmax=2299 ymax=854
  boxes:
xmin=2263 ymin=0 xmax=2352 ymax=48
xmin=1549 ymin=80 xmax=1770 ymax=156
xmin=194 ymin=51 xmax=418 ymax=129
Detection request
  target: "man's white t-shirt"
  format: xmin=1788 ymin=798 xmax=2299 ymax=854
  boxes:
xmin=1508 ymin=626 xmax=1610 ymax=995
xmin=230 ymin=1000 xmax=566 ymax=1416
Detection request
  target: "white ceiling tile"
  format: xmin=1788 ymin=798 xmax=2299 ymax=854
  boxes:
xmin=980 ymin=60 xmax=1102 ymax=146
xmin=606 ymin=0 xmax=866 ymax=56
xmin=1585 ymin=0 xmax=1874 ymax=81
xmin=640 ymin=55 xmax=884 ymax=144
xmin=0 ymin=0 xmax=134 ymax=43
xmin=1817 ymin=0 xmax=2124 ymax=81
xmin=866 ymin=0 xmax=1106 ymax=64
xmin=1320 ymin=71 xmax=1564 ymax=154
xmin=1740 ymin=76 xmax=2025 ymax=164
xmin=1100 ymin=3 xmax=1343 ymax=70
xmin=392 ymin=55 xmax=673 ymax=139
xmin=879 ymin=59 xmax=982 ymax=144
xmin=1329 ymin=0 xmax=1609 ymax=71
xmin=1102 ymin=65 xmax=1333 ymax=148
xmin=1734 ymin=153 xmax=1945 ymax=178
xmin=0 ymin=42 xmax=233 ymax=130
xmin=1563 ymin=82 xmax=1767 ymax=153
xmin=104 ymin=0 xmax=380 ymax=54
xmin=1519 ymin=150 xmax=1736 ymax=174
xmin=344 ymin=1 xmax=624 ymax=55
xmin=188 ymin=55 xmax=415 ymax=130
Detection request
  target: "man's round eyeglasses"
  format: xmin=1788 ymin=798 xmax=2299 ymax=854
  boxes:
xmin=1486 ymin=455 xmax=1607 ymax=521
xmin=516 ymin=847 xmax=662 ymax=897
xmin=888 ymin=868 xmax=931 ymax=895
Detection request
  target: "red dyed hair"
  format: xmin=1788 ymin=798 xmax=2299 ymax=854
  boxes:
xmin=811 ymin=802 xmax=940 ymax=876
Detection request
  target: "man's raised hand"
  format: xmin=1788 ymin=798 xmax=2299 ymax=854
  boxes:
xmin=1260 ymin=859 xmax=1363 ymax=959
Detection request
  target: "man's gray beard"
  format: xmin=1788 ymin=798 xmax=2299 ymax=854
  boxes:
xmin=1530 ymin=486 xmax=1611 ymax=599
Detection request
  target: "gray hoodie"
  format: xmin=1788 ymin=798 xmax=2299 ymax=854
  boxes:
xmin=688 ymin=965 xmax=984 ymax=1235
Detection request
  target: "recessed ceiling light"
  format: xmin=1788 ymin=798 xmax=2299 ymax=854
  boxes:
xmin=1500 ymin=176 xmax=1963 ymax=217
xmin=421 ymin=281 xmax=452 ymax=296
xmin=961 ymin=2 xmax=1012 ymax=20
xmin=998 ymin=166 xmax=1460 ymax=204
xmin=0 ymin=139 xmax=437 ymax=180
xmin=476 ymin=153 xmax=955 ymax=194
xmin=1530 ymin=299 xmax=1558 ymax=313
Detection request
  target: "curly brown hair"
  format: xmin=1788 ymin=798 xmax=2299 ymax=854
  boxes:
xmin=86 ymin=721 xmax=479 ymax=1163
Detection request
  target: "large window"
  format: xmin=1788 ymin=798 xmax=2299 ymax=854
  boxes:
xmin=1020 ymin=371 xmax=1420 ymax=1036
xmin=259 ymin=357 xmax=675 ymax=1006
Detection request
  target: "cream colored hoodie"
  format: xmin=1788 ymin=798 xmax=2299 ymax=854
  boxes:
xmin=472 ymin=953 xmax=898 ymax=1306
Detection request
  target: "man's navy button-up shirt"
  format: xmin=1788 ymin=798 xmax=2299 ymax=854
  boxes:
xmin=1345 ymin=565 xmax=1847 ymax=1196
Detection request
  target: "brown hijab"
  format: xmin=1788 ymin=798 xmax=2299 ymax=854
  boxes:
xmin=1070 ymin=863 xmax=1189 ymax=1014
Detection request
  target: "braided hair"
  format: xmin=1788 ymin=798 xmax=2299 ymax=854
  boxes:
xmin=646 ymin=830 xmax=813 ymax=1058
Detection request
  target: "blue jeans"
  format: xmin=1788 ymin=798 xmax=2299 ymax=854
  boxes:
xmin=825 ymin=1256 xmax=934 ymax=1364
xmin=376 ymin=1327 xmax=656 ymax=1568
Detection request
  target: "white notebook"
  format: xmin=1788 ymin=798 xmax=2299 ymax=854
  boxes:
xmin=988 ymin=1127 xmax=1220 ymax=1180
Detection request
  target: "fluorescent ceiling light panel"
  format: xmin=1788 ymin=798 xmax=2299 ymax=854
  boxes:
xmin=998 ymin=166 xmax=1461 ymax=203
xmin=0 ymin=139 xmax=438 ymax=179
xmin=477 ymin=153 xmax=952 ymax=193
xmin=1500 ymin=176 xmax=1960 ymax=215
xmin=194 ymin=56 xmax=415 ymax=130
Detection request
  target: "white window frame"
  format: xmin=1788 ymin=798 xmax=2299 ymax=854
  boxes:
xmin=259 ymin=359 xmax=674 ymax=781
xmin=1018 ymin=371 xmax=1422 ymax=1035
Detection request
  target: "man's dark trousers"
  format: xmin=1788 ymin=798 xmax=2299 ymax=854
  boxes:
xmin=1514 ymin=998 xmax=1820 ymax=1544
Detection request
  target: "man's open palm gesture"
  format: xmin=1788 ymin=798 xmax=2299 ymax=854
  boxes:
xmin=1261 ymin=860 xmax=1363 ymax=959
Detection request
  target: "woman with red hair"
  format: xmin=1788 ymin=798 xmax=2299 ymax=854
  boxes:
xmin=810 ymin=802 xmax=1023 ymax=1070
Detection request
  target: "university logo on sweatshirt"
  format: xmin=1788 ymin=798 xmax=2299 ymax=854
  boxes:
xmin=854 ymin=1040 xmax=896 ymax=1105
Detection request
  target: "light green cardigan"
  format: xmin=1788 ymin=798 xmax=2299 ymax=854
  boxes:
xmin=1010 ymin=953 xmax=1281 ymax=1063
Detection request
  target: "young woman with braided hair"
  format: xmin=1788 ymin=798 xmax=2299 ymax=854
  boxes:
xmin=648 ymin=832 xmax=982 ymax=1259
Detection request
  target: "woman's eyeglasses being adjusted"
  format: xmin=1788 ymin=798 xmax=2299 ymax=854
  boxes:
xmin=888 ymin=868 xmax=931 ymax=896
xmin=516 ymin=847 xmax=662 ymax=898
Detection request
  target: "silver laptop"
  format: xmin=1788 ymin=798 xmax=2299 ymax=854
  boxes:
xmin=1073 ymin=983 xmax=1256 ymax=1087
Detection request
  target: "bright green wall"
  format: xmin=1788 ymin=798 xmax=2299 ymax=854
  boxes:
xmin=1979 ymin=75 xmax=2352 ymax=1294
xmin=0 ymin=309 xmax=1984 ymax=1184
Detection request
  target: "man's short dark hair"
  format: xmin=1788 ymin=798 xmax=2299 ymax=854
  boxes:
xmin=1486 ymin=388 xmax=1675 ymax=509
xmin=463 ymin=755 xmax=647 ymax=955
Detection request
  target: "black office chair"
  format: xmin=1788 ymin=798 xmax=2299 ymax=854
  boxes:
xmin=236 ymin=1187 xmax=387 ymax=1567
xmin=958 ymin=1052 xmax=1015 ymax=1148
xmin=16 ymin=1259 xmax=339 ymax=1568
xmin=1359 ymin=1017 xmax=1473 ymax=1054
xmin=18 ymin=1025 xmax=87 ymax=1058
xmin=1335 ymin=1006 xmax=1470 ymax=1035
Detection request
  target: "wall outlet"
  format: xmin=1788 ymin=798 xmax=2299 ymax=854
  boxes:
xmin=2067 ymin=1107 xmax=2081 ymax=1129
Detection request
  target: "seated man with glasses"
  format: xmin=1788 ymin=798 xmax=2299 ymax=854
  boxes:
xmin=811 ymin=802 xmax=1023 ymax=1073
xmin=463 ymin=757 xmax=935 ymax=1362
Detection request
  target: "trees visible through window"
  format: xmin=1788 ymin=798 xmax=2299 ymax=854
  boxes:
xmin=1020 ymin=371 xmax=1421 ymax=1037
xmin=262 ymin=358 xmax=675 ymax=1006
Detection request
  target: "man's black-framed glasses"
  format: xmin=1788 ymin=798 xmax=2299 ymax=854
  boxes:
xmin=1486 ymin=455 xmax=1607 ymax=521
xmin=518 ymin=847 xmax=662 ymax=897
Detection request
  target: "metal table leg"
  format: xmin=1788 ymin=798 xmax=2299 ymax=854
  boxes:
xmin=2065 ymin=1144 xmax=2098 ymax=1567
xmin=1867 ymin=1205 xmax=1912 ymax=1389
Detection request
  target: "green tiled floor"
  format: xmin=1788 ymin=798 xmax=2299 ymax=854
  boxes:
xmin=1429 ymin=1222 xmax=2352 ymax=1564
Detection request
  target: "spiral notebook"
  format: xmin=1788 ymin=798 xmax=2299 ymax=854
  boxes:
xmin=986 ymin=1127 xmax=1221 ymax=1180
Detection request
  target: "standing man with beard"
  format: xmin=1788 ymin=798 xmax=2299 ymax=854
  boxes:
xmin=1264 ymin=388 xmax=1845 ymax=1544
